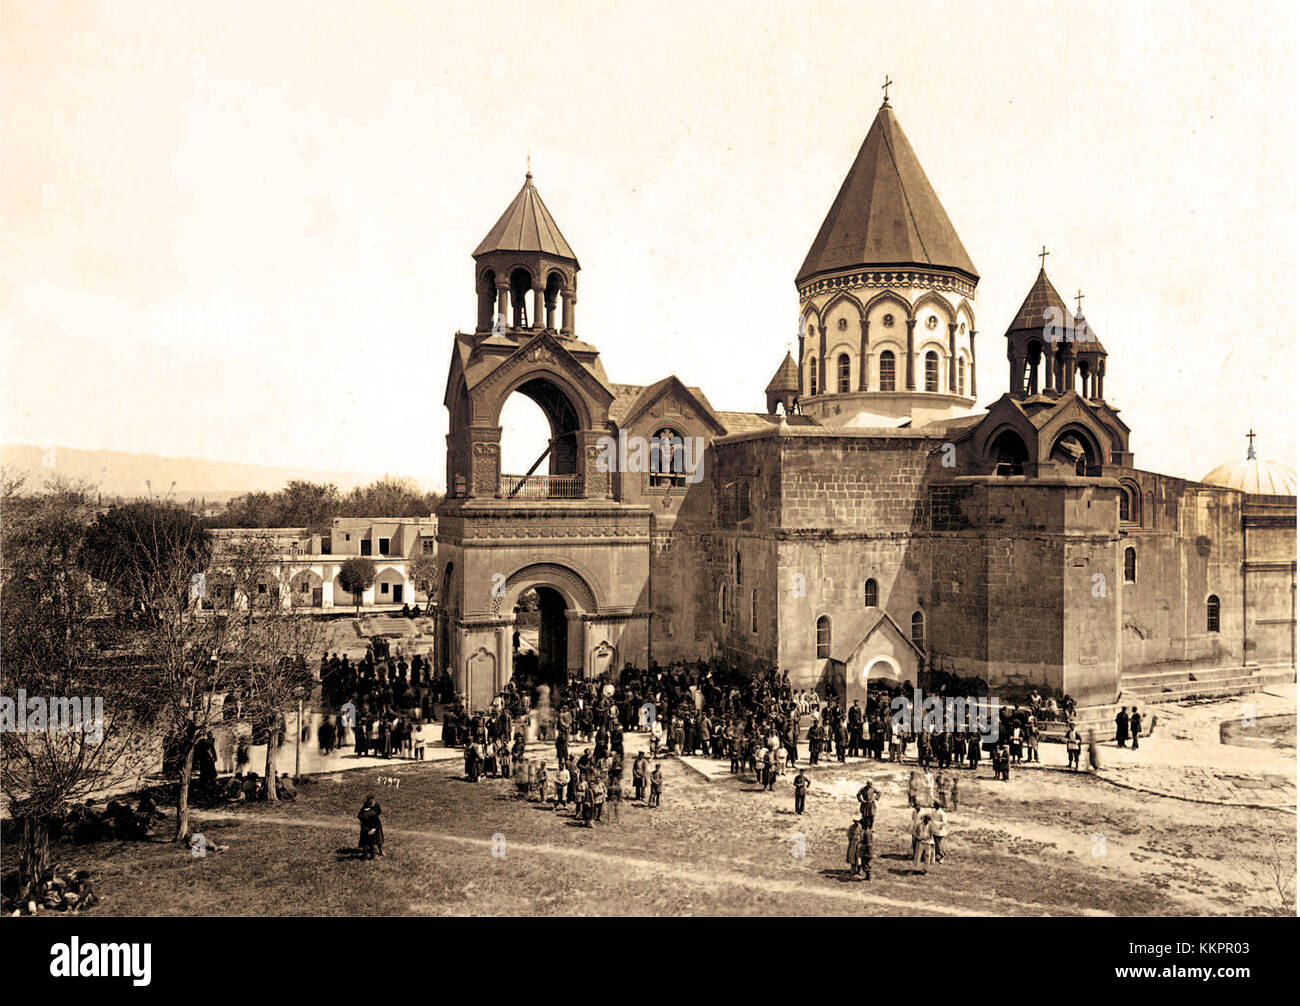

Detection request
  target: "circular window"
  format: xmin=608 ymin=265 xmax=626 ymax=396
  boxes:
xmin=882 ymin=313 xmax=895 ymax=327
xmin=837 ymin=318 xmax=847 ymax=332
xmin=807 ymin=324 xmax=814 ymax=338
xmin=959 ymin=323 xmax=966 ymax=335
xmin=926 ymin=315 xmax=939 ymax=330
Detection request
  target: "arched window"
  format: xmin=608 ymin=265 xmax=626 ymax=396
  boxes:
xmin=911 ymin=610 xmax=926 ymax=650
xmin=1119 ymin=488 xmax=1131 ymax=522
xmin=720 ymin=583 xmax=729 ymax=625
xmin=837 ymin=353 xmax=851 ymax=393
xmin=808 ymin=358 xmax=818 ymax=396
xmin=751 ymin=589 xmax=759 ymax=633
xmin=957 ymin=358 xmax=966 ymax=395
xmin=650 ymin=427 xmax=685 ymax=487
xmin=1124 ymin=547 xmax=1136 ymax=583
xmin=924 ymin=351 xmax=939 ymax=392
xmin=735 ymin=548 xmax=742 ymax=584
xmin=815 ymin=615 xmax=831 ymax=658
xmin=879 ymin=351 xmax=896 ymax=392
xmin=1206 ymin=595 xmax=1220 ymax=633
xmin=864 ymin=578 xmax=878 ymax=607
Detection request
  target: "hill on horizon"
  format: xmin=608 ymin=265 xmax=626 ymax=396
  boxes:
xmin=1 ymin=444 xmax=433 ymax=500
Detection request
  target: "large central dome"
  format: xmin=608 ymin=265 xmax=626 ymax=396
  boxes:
xmin=1201 ymin=457 xmax=1297 ymax=496
xmin=797 ymin=100 xmax=978 ymax=285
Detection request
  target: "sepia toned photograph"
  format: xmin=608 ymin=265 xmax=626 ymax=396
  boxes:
xmin=1 ymin=0 xmax=1296 ymax=969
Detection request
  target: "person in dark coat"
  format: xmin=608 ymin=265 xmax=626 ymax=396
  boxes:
xmin=1129 ymin=707 xmax=1142 ymax=749
xmin=1115 ymin=708 xmax=1129 ymax=747
xmin=357 ymin=796 xmax=383 ymax=859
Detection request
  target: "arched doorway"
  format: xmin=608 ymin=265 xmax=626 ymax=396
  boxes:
xmin=494 ymin=562 xmax=600 ymax=691
xmin=1049 ymin=428 xmax=1101 ymax=476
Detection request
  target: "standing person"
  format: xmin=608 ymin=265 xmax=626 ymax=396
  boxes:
xmin=846 ymin=818 xmax=865 ymax=879
xmin=648 ymin=764 xmax=664 ymax=808
xmin=632 ymin=752 xmax=648 ymax=802
xmin=1114 ymin=707 xmax=1129 ymax=748
xmin=1065 ymin=726 xmax=1082 ymax=771
xmin=1025 ymin=717 xmax=1040 ymax=764
xmin=535 ymin=762 xmax=549 ymax=806
xmin=793 ymin=768 xmax=810 ymax=815
xmin=554 ymin=762 xmax=570 ymax=809
xmin=1129 ymin=707 xmax=1142 ymax=750
xmin=606 ymin=770 xmax=622 ymax=824
xmin=930 ymin=802 xmax=948 ymax=864
xmin=412 ymin=722 xmax=426 ymax=760
xmin=966 ymin=731 xmax=981 ymax=771
xmin=590 ymin=775 xmax=606 ymax=824
xmin=910 ymin=806 xmax=932 ymax=873
xmin=357 ymin=796 xmax=384 ymax=860
xmin=857 ymin=781 xmax=879 ymax=828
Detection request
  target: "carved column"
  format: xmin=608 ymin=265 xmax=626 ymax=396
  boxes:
xmin=532 ymin=285 xmax=546 ymax=330
xmin=859 ymin=317 xmax=869 ymax=391
xmin=969 ymin=329 xmax=977 ymax=398
xmin=562 ymin=289 xmax=575 ymax=335
xmin=947 ymin=323 xmax=957 ymax=392
xmin=1045 ymin=343 xmax=1056 ymax=393
xmin=468 ymin=426 xmax=502 ymax=499
xmin=905 ymin=319 xmax=916 ymax=390
xmin=496 ymin=282 xmax=509 ymax=328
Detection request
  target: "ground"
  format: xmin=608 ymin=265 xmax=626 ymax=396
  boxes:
xmin=29 ymin=687 xmax=1296 ymax=917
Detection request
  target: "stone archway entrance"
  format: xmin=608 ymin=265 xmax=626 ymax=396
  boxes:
xmin=494 ymin=562 xmax=599 ymax=690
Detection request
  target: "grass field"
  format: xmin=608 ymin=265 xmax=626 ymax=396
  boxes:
xmin=20 ymin=742 xmax=1294 ymax=916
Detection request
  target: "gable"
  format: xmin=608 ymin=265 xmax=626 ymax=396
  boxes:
xmin=618 ymin=375 xmax=727 ymax=436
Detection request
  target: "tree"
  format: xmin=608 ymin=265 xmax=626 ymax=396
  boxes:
xmin=221 ymin=532 xmax=285 ymax=626
xmin=80 ymin=502 xmax=214 ymax=622
xmin=0 ymin=478 xmax=158 ymax=887
xmin=337 ymin=557 xmax=376 ymax=615
xmin=408 ymin=555 xmax=439 ymax=614
xmin=84 ymin=501 xmax=240 ymax=842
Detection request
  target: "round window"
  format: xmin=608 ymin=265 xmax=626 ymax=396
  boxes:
xmin=882 ymin=313 xmax=895 ymax=327
xmin=837 ymin=318 xmax=847 ymax=332
xmin=926 ymin=315 xmax=939 ymax=330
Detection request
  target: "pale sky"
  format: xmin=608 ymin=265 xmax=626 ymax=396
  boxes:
xmin=3 ymin=0 xmax=1297 ymax=487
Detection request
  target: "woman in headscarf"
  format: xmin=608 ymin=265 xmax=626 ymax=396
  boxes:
xmin=357 ymin=796 xmax=384 ymax=859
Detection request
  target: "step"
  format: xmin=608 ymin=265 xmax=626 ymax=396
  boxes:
xmin=1122 ymin=664 xmax=1262 ymax=688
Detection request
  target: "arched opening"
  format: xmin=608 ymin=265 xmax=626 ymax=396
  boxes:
xmin=374 ymin=567 xmax=406 ymax=606
xmin=837 ymin=353 xmax=851 ymax=393
xmin=1124 ymin=547 xmax=1136 ymax=583
xmin=478 ymin=268 xmax=498 ymax=332
xmin=1050 ymin=429 xmax=1101 ymax=476
xmin=734 ymin=548 xmax=742 ymax=584
xmin=957 ymin=357 xmax=966 ymax=396
xmin=513 ymin=585 xmax=570 ymax=689
xmin=864 ymin=577 xmax=878 ymax=607
xmin=437 ymin=563 xmax=456 ymax=674
xmin=544 ymin=271 xmax=564 ymax=331
xmin=751 ymin=588 xmax=758 ymax=633
xmin=924 ymin=351 xmax=939 ymax=392
xmin=508 ymin=267 xmax=533 ymax=328
xmin=808 ymin=356 xmax=819 ymax=396
xmin=1026 ymin=339 xmax=1043 ymax=394
xmin=499 ymin=377 xmax=583 ymax=498
xmin=815 ymin=615 xmax=831 ymax=659
xmin=911 ymin=610 xmax=926 ymax=651
xmin=1206 ymin=594 xmax=1220 ymax=633
xmin=719 ymin=583 xmax=730 ymax=625
xmin=649 ymin=427 xmax=686 ymax=487
xmin=879 ymin=350 xmax=896 ymax=391
xmin=989 ymin=429 xmax=1029 ymax=476
xmin=1119 ymin=487 xmax=1132 ymax=522
xmin=291 ymin=569 xmax=323 ymax=608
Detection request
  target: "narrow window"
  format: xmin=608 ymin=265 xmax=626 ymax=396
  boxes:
xmin=958 ymin=358 xmax=966 ymax=395
xmin=879 ymin=351 xmax=896 ymax=392
xmin=864 ymin=578 xmax=878 ymax=607
xmin=911 ymin=610 xmax=925 ymax=650
xmin=751 ymin=589 xmax=759 ymax=633
xmin=1207 ymin=595 xmax=1220 ymax=633
xmin=925 ymin=351 xmax=939 ymax=392
xmin=650 ymin=427 xmax=686 ymax=487
xmin=815 ymin=615 xmax=831 ymax=658
xmin=1119 ymin=490 xmax=1130 ymax=523
xmin=809 ymin=358 xmax=818 ymax=396
xmin=1124 ymin=547 xmax=1136 ymax=583
xmin=837 ymin=353 xmax=851 ymax=393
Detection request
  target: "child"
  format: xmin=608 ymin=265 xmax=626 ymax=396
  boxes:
xmin=554 ymin=763 xmax=571 ymax=809
xmin=648 ymin=764 xmax=664 ymax=808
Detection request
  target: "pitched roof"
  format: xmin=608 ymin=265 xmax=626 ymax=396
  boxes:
xmin=473 ymin=173 xmax=578 ymax=263
xmin=765 ymin=351 xmax=800 ymax=394
xmin=1072 ymin=312 xmax=1107 ymax=354
xmin=797 ymin=102 xmax=978 ymax=285
xmin=1005 ymin=267 xmax=1070 ymax=334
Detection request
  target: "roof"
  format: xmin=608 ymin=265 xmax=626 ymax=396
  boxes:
xmin=1005 ymin=267 xmax=1070 ymax=334
xmin=828 ymin=607 xmax=925 ymax=665
xmin=765 ymin=352 xmax=799 ymax=394
xmin=1071 ymin=311 xmax=1107 ymax=354
xmin=797 ymin=102 xmax=978 ymax=285
xmin=1200 ymin=458 xmax=1297 ymax=496
xmin=473 ymin=173 xmax=578 ymax=263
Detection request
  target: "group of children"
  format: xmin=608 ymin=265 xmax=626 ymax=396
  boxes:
xmin=514 ymin=748 xmax=666 ymax=826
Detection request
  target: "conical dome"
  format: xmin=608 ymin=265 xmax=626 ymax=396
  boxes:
xmin=473 ymin=172 xmax=578 ymax=264
xmin=797 ymin=102 xmax=977 ymax=285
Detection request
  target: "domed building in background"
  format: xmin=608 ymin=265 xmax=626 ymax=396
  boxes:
xmin=1201 ymin=436 xmax=1297 ymax=496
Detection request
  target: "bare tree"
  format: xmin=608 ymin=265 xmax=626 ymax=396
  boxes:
xmin=0 ymin=478 xmax=158 ymax=886
xmin=408 ymin=555 xmax=438 ymax=615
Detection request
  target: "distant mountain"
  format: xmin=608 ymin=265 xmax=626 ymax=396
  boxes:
xmin=1 ymin=444 xmax=415 ymax=500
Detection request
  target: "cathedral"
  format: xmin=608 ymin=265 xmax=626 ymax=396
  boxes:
xmin=433 ymin=96 xmax=1296 ymax=714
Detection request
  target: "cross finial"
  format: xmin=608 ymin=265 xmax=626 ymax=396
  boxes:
xmin=526 ymin=152 xmax=532 ymax=179
xmin=882 ymin=75 xmax=892 ymax=104
xmin=1038 ymin=245 xmax=1050 ymax=268
xmin=1247 ymin=429 xmax=1257 ymax=460
xmin=1075 ymin=289 xmax=1085 ymax=313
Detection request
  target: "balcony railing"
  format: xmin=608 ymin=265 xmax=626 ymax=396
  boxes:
xmin=499 ymin=473 xmax=584 ymax=499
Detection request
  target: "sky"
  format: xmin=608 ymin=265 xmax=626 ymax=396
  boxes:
xmin=2 ymin=0 xmax=1297 ymax=488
